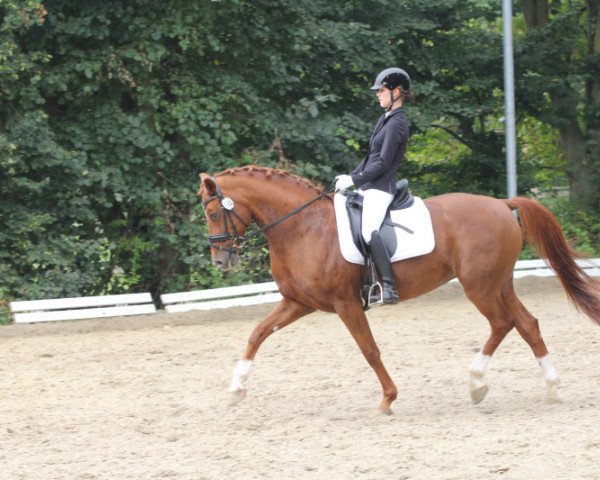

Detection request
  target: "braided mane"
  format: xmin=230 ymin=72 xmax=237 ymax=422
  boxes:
xmin=215 ymin=165 xmax=324 ymax=194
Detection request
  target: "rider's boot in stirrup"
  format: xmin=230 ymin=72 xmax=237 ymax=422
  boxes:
xmin=367 ymin=230 xmax=399 ymax=304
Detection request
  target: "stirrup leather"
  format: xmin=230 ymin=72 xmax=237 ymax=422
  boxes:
xmin=361 ymin=254 xmax=386 ymax=310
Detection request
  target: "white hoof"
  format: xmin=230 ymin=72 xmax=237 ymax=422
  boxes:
xmin=469 ymin=372 xmax=489 ymax=404
xmin=545 ymin=381 xmax=561 ymax=404
xmin=469 ymin=352 xmax=491 ymax=404
xmin=470 ymin=384 xmax=489 ymax=404
xmin=228 ymin=387 xmax=247 ymax=405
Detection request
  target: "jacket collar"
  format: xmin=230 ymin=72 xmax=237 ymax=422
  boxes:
xmin=384 ymin=106 xmax=404 ymax=119
xmin=371 ymin=107 xmax=404 ymax=139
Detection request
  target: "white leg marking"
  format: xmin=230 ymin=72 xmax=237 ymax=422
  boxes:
xmin=469 ymin=352 xmax=491 ymax=376
xmin=469 ymin=352 xmax=491 ymax=404
xmin=537 ymin=354 xmax=560 ymax=385
xmin=229 ymin=359 xmax=253 ymax=392
xmin=537 ymin=355 xmax=561 ymax=403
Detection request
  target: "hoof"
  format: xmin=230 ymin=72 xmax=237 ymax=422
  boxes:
xmin=470 ymin=384 xmax=489 ymax=404
xmin=545 ymin=382 xmax=561 ymax=404
xmin=377 ymin=406 xmax=394 ymax=416
xmin=377 ymin=401 xmax=394 ymax=416
xmin=228 ymin=388 xmax=247 ymax=405
xmin=469 ymin=371 xmax=489 ymax=404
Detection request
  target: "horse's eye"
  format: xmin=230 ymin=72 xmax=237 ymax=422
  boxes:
xmin=209 ymin=212 xmax=219 ymax=221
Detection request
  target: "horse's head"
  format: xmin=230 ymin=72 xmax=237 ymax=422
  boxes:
xmin=198 ymin=173 xmax=252 ymax=270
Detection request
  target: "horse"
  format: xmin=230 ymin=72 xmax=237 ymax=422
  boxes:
xmin=197 ymin=165 xmax=600 ymax=414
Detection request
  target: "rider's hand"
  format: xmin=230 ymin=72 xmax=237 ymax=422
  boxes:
xmin=335 ymin=174 xmax=354 ymax=191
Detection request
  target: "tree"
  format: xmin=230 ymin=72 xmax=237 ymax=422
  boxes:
xmin=519 ymin=0 xmax=600 ymax=211
xmin=0 ymin=0 xmax=110 ymax=300
xmin=378 ymin=0 xmax=537 ymax=197
xmin=0 ymin=0 xmax=428 ymax=301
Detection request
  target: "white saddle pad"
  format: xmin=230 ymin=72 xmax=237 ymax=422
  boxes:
xmin=333 ymin=193 xmax=435 ymax=265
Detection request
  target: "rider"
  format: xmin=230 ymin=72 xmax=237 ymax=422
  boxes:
xmin=335 ymin=67 xmax=413 ymax=304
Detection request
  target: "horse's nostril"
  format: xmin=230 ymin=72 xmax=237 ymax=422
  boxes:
xmin=213 ymin=259 xmax=228 ymax=270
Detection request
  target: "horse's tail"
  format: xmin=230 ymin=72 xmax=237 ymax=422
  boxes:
xmin=503 ymin=197 xmax=600 ymax=325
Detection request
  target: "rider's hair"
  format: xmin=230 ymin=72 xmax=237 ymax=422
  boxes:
xmin=400 ymin=87 xmax=415 ymax=103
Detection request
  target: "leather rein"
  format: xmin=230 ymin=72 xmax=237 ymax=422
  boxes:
xmin=202 ymin=177 xmax=332 ymax=253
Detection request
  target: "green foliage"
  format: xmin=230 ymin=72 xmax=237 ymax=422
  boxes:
xmin=515 ymin=0 xmax=600 ymax=211
xmin=0 ymin=0 xmax=386 ymax=306
xmin=520 ymin=196 xmax=600 ymax=260
xmin=541 ymin=198 xmax=600 ymax=256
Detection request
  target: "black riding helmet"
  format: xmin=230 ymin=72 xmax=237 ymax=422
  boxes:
xmin=370 ymin=67 xmax=411 ymax=92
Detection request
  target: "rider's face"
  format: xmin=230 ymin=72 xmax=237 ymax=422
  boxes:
xmin=376 ymin=86 xmax=397 ymax=109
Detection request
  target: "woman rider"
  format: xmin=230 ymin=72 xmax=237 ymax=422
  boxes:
xmin=335 ymin=67 xmax=413 ymax=304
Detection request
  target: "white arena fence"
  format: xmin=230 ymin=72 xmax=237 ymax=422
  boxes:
xmin=9 ymin=293 xmax=156 ymax=324
xmin=8 ymin=258 xmax=600 ymax=324
xmin=513 ymin=258 xmax=600 ymax=278
xmin=160 ymin=282 xmax=282 ymax=313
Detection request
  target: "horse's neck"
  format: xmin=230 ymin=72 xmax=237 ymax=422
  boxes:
xmin=224 ymin=175 xmax=323 ymax=225
xmin=221 ymin=172 xmax=334 ymax=284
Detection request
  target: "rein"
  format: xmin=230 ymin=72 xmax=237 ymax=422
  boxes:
xmin=202 ymin=177 xmax=334 ymax=252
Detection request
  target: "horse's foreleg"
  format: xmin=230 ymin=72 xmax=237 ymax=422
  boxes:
xmin=229 ymin=297 xmax=314 ymax=402
xmin=336 ymin=302 xmax=397 ymax=414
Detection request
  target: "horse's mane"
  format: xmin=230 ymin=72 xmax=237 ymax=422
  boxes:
xmin=215 ymin=165 xmax=324 ymax=194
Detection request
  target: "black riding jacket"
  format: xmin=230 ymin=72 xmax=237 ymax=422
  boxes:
xmin=350 ymin=107 xmax=409 ymax=194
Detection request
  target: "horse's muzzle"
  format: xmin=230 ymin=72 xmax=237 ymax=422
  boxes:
xmin=213 ymin=250 xmax=241 ymax=271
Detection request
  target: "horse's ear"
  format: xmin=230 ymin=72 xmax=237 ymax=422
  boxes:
xmin=199 ymin=173 xmax=217 ymax=197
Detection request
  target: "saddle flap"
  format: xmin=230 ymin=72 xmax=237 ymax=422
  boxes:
xmin=344 ymin=179 xmax=414 ymax=255
xmin=345 ymin=194 xmax=367 ymax=256
xmin=344 ymin=199 xmax=399 ymax=258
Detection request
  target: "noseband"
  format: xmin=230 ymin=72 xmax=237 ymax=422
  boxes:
xmin=202 ymin=176 xmax=332 ymax=253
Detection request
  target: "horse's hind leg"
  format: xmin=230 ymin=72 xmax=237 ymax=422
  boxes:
xmin=511 ymin=295 xmax=561 ymax=401
xmin=466 ymin=289 xmax=516 ymax=404
xmin=466 ymin=285 xmax=560 ymax=403
xmin=229 ymin=297 xmax=314 ymax=402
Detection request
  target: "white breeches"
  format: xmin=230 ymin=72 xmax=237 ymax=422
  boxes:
xmin=360 ymin=189 xmax=394 ymax=243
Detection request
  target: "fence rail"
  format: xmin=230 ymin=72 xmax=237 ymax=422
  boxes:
xmin=160 ymin=282 xmax=282 ymax=313
xmin=512 ymin=258 xmax=600 ymax=278
xmin=9 ymin=293 xmax=156 ymax=324
xmin=8 ymin=258 xmax=600 ymax=323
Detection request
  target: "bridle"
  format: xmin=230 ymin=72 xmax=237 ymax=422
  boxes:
xmin=201 ymin=176 xmax=333 ymax=253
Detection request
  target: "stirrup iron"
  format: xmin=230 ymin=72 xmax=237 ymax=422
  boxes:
xmin=367 ymin=281 xmax=384 ymax=307
xmin=365 ymin=257 xmax=384 ymax=308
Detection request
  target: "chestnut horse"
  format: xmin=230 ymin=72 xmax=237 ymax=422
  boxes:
xmin=198 ymin=166 xmax=600 ymax=413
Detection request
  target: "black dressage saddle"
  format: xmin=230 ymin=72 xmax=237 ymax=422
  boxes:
xmin=343 ymin=178 xmax=415 ymax=258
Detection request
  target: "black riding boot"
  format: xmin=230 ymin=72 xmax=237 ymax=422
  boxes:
xmin=368 ymin=230 xmax=399 ymax=304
